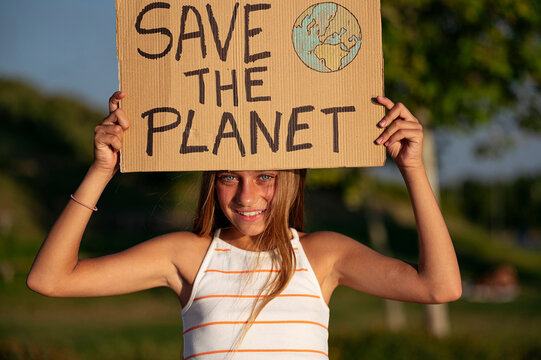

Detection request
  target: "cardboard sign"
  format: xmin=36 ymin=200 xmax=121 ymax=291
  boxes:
xmin=116 ymin=0 xmax=385 ymax=172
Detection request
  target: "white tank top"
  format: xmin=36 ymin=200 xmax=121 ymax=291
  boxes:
xmin=181 ymin=229 xmax=330 ymax=360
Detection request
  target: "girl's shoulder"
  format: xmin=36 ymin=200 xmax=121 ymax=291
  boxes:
xmin=148 ymin=231 xmax=212 ymax=272
xmin=296 ymin=231 xmax=351 ymax=302
xmin=297 ymin=231 xmax=349 ymax=265
xmin=298 ymin=230 xmax=353 ymax=251
xmin=297 ymin=231 xmax=366 ymax=269
xmin=155 ymin=231 xmax=213 ymax=296
xmin=157 ymin=231 xmax=213 ymax=256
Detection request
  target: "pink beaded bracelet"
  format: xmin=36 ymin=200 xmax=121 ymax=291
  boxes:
xmin=70 ymin=194 xmax=98 ymax=212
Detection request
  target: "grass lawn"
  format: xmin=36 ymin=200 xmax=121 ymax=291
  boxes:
xmin=2 ymin=273 xmax=540 ymax=359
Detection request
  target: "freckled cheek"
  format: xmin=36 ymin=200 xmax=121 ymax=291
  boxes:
xmin=263 ymin=184 xmax=277 ymax=203
xmin=216 ymin=185 xmax=235 ymax=211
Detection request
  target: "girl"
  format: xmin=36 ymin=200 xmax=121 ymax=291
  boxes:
xmin=27 ymin=92 xmax=461 ymax=359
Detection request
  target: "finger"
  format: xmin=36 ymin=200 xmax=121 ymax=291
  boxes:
xmin=95 ymin=132 xmax=123 ymax=152
xmin=100 ymin=109 xmax=130 ymax=130
xmin=376 ymin=119 xmax=422 ymax=144
xmin=95 ymin=124 xmax=125 ymax=139
xmin=376 ymin=120 xmax=421 ymax=145
xmin=108 ymin=134 xmax=123 ymax=152
xmin=383 ymin=129 xmax=423 ymax=147
xmin=378 ymin=102 xmax=417 ymax=128
xmin=112 ymin=109 xmax=130 ymax=129
xmin=100 ymin=112 xmax=116 ymax=126
xmin=375 ymin=96 xmax=394 ymax=110
xmin=109 ymin=91 xmax=125 ymax=113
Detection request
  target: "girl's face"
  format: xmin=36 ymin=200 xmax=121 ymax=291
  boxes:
xmin=215 ymin=170 xmax=277 ymax=239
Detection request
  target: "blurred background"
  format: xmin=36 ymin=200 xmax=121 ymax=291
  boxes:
xmin=1 ymin=0 xmax=540 ymax=359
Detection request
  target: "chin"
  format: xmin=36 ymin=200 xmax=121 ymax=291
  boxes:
xmin=224 ymin=216 xmax=268 ymax=239
xmin=223 ymin=210 xmax=269 ymax=237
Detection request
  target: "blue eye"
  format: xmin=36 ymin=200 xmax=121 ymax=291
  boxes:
xmin=260 ymin=174 xmax=274 ymax=181
xmin=218 ymin=174 xmax=237 ymax=183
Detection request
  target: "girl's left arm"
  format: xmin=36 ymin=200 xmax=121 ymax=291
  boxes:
xmin=325 ymin=97 xmax=461 ymax=304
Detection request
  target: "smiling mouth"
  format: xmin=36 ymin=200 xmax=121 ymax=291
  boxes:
xmin=235 ymin=209 xmax=266 ymax=217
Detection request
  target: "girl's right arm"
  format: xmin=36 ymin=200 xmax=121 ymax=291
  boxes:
xmin=26 ymin=92 xmax=204 ymax=298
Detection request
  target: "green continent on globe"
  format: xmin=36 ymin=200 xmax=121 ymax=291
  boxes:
xmin=292 ymin=3 xmax=362 ymax=72
xmin=313 ymin=43 xmax=349 ymax=72
xmin=321 ymin=7 xmax=360 ymax=50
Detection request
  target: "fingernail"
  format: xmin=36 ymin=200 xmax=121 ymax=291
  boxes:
xmin=384 ymin=141 xmax=389 ymax=146
xmin=376 ymin=137 xmax=383 ymax=144
xmin=378 ymin=120 xmax=386 ymax=127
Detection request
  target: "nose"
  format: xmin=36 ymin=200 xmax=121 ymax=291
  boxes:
xmin=235 ymin=179 xmax=257 ymax=206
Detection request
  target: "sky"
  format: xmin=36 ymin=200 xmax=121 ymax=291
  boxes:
xmin=0 ymin=0 xmax=117 ymax=109
xmin=1 ymin=0 xmax=540 ymax=186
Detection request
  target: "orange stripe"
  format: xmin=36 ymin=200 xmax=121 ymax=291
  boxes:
xmin=193 ymin=293 xmax=320 ymax=301
xmin=214 ymin=247 xmax=297 ymax=252
xmin=185 ymin=348 xmax=328 ymax=360
xmin=183 ymin=320 xmax=328 ymax=335
xmin=205 ymin=268 xmax=308 ymax=274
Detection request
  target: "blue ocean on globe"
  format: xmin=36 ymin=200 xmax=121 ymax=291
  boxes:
xmin=292 ymin=3 xmax=362 ymax=73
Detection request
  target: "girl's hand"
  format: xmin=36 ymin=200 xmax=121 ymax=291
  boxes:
xmin=375 ymin=96 xmax=423 ymax=170
xmin=92 ymin=92 xmax=130 ymax=176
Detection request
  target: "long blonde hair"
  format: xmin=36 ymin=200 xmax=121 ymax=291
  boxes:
xmin=193 ymin=169 xmax=306 ymax=341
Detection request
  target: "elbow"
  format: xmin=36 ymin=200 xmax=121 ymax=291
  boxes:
xmin=429 ymin=283 xmax=462 ymax=304
xmin=26 ymin=272 xmax=48 ymax=295
xmin=26 ymin=272 xmax=61 ymax=297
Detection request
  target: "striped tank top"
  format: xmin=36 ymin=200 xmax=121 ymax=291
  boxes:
xmin=181 ymin=228 xmax=330 ymax=360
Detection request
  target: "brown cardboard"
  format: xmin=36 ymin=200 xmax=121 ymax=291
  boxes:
xmin=116 ymin=0 xmax=385 ymax=172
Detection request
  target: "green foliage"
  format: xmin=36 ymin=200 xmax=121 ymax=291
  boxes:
xmin=2 ymin=280 xmax=541 ymax=360
xmin=0 ymin=341 xmax=73 ymax=360
xmin=0 ymin=79 xmax=96 ymax=164
xmin=305 ymin=178 xmax=541 ymax=281
xmin=3 ymin=334 xmax=539 ymax=360
xmin=0 ymin=78 xmax=200 ymax=263
xmin=3 ymin=270 xmax=541 ymax=358
xmin=437 ymin=176 xmax=541 ymax=279
xmin=329 ymin=331 xmax=541 ymax=360
xmin=0 ymin=78 xmax=100 ymax=230
xmin=442 ymin=176 xmax=541 ymax=230
xmin=382 ymin=0 xmax=541 ymax=129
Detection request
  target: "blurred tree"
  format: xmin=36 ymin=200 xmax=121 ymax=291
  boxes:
xmin=310 ymin=0 xmax=541 ymax=222
xmin=308 ymin=0 xmax=541 ymax=336
xmin=0 ymin=78 xmax=199 ymax=257
xmin=382 ymin=0 xmax=541 ymax=131
xmin=381 ymin=0 xmax=540 ymax=337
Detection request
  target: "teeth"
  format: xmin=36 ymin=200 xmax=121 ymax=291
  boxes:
xmin=237 ymin=210 xmax=264 ymax=216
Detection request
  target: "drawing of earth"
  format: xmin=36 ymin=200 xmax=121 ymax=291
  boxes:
xmin=292 ymin=2 xmax=362 ymax=73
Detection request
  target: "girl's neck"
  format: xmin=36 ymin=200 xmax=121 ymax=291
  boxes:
xmin=219 ymin=227 xmax=263 ymax=251
xmin=219 ymin=227 xmax=294 ymax=252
